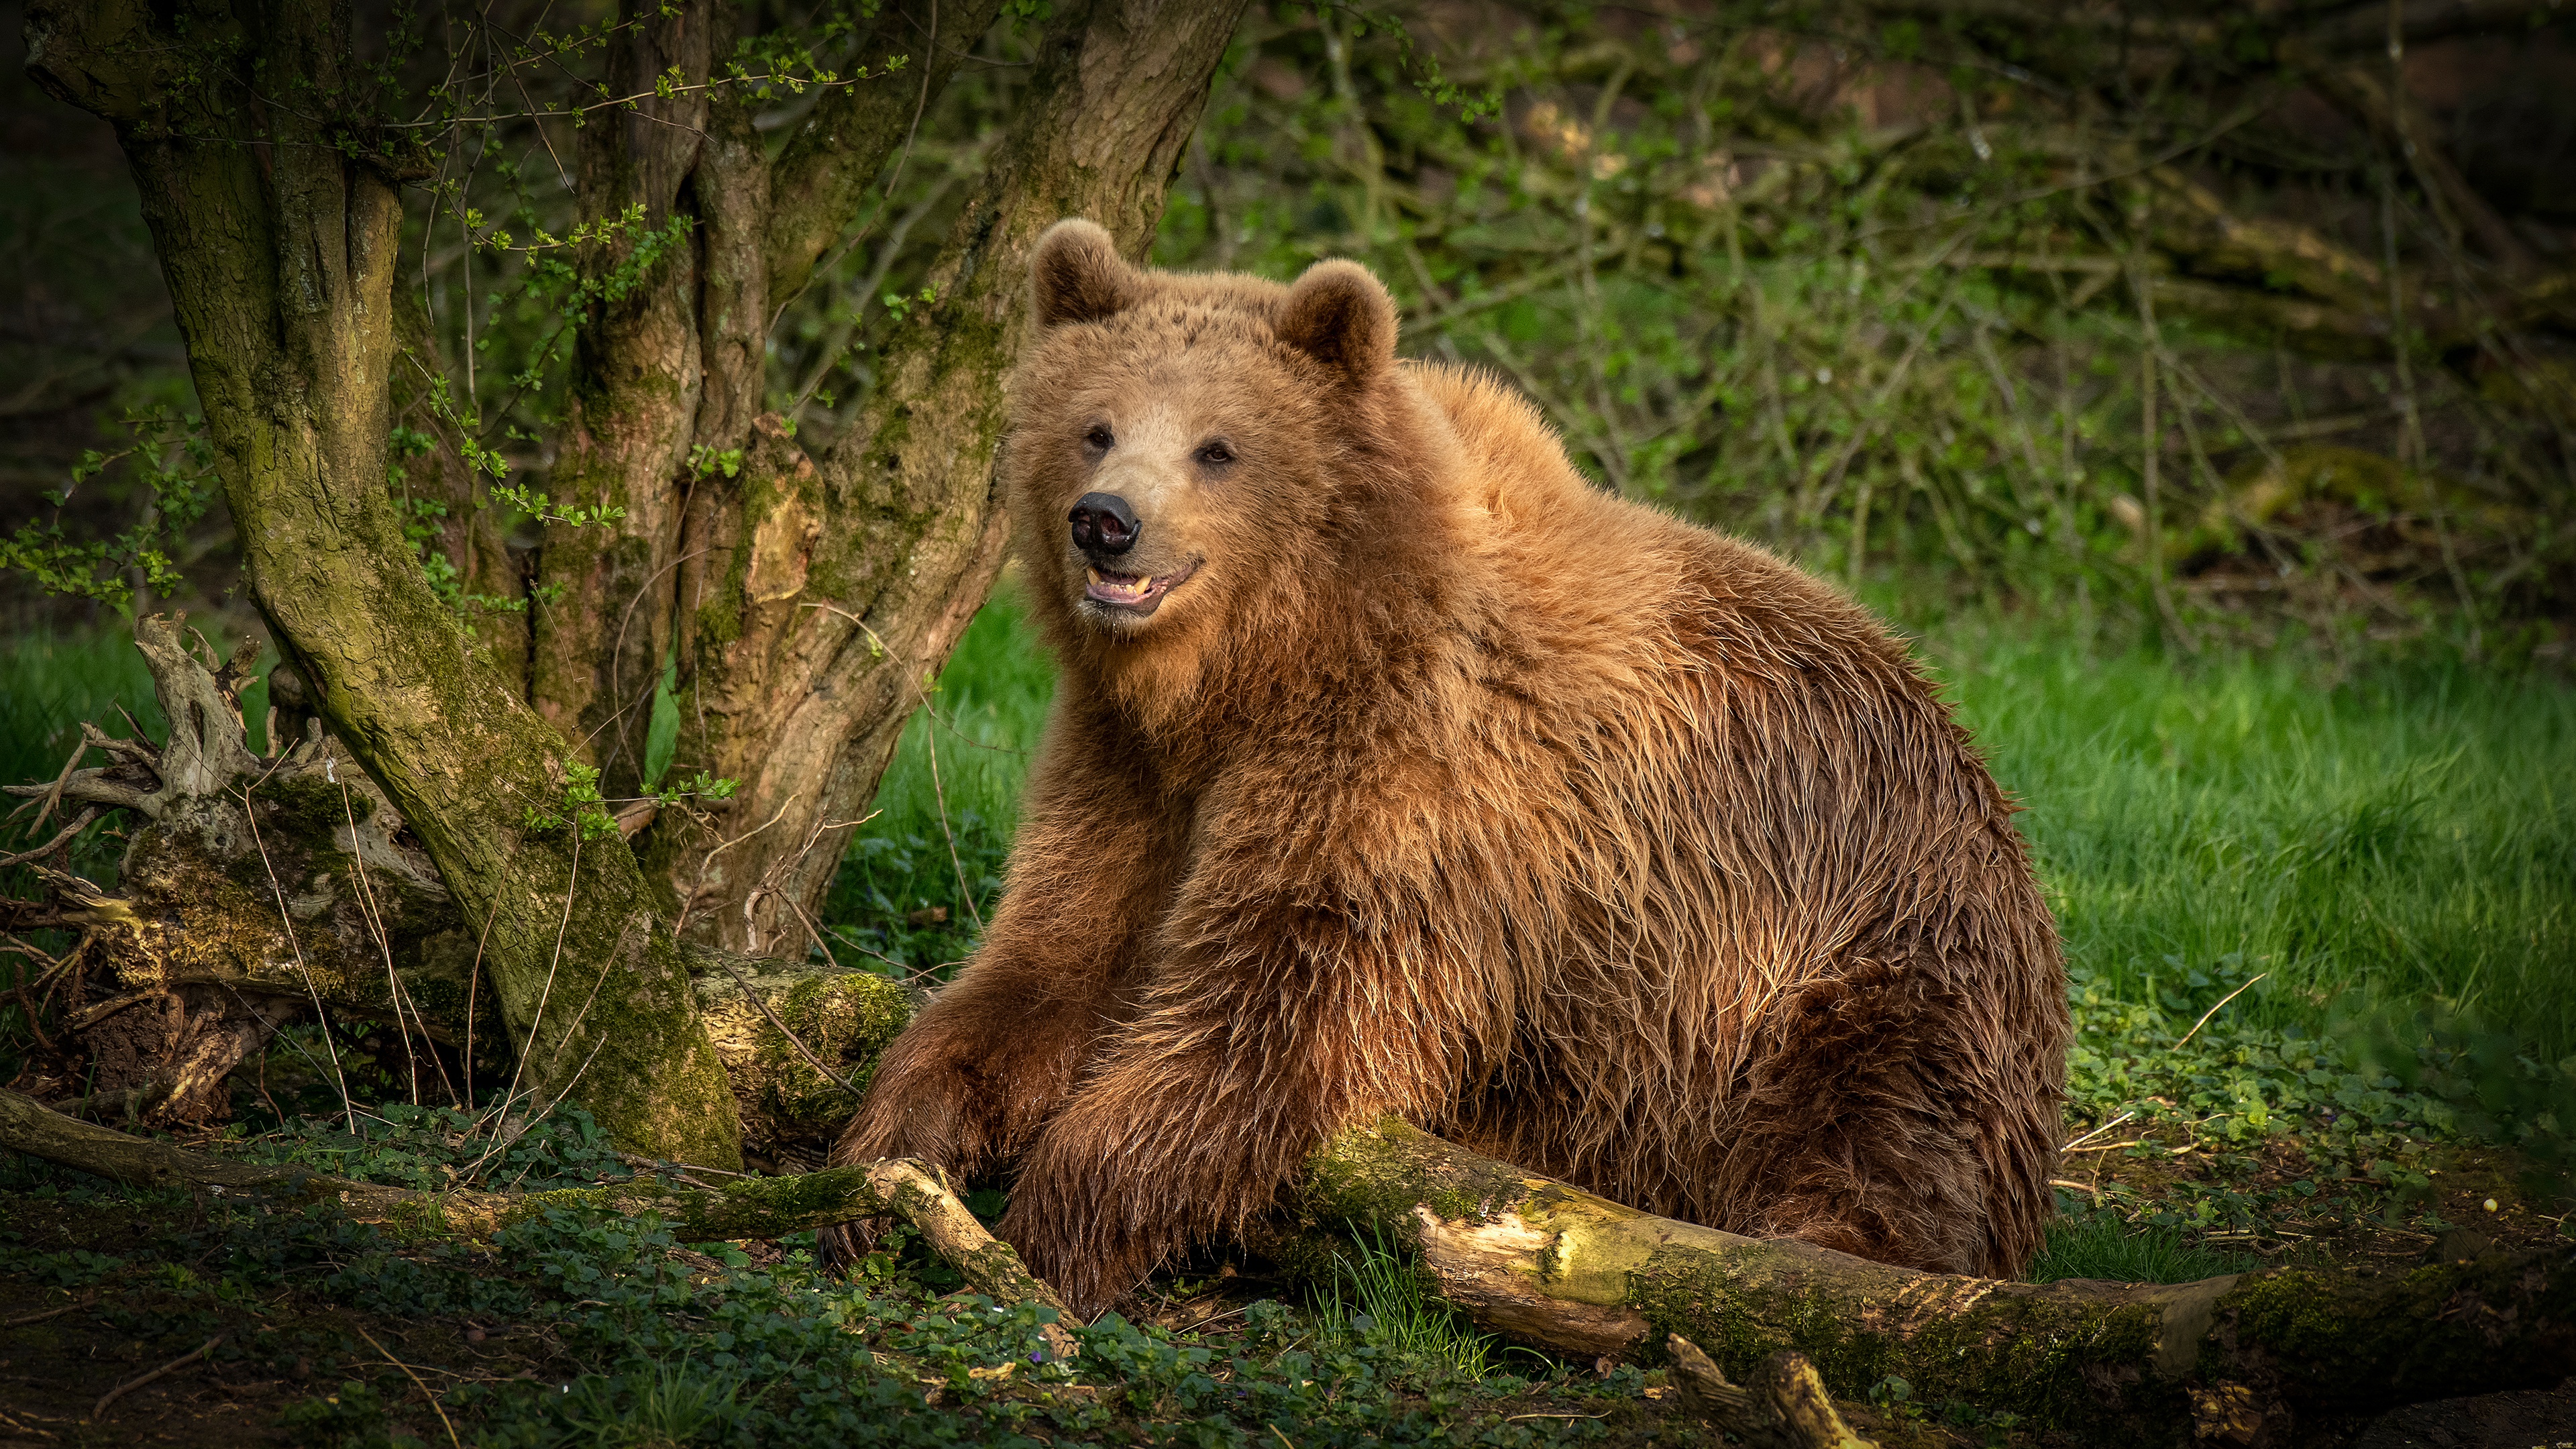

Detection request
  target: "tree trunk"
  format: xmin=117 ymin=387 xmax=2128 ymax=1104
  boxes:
xmin=16 ymin=0 xmax=1244 ymax=1161
xmin=4 ymin=619 xmax=911 ymax=1161
xmin=22 ymin=0 xmax=745 ymax=1166
xmin=638 ymin=0 xmax=1248 ymax=953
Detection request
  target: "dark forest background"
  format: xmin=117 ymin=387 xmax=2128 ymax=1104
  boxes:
xmin=5 ymin=0 xmax=2573 ymax=653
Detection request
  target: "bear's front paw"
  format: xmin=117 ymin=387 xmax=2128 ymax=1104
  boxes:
xmin=998 ymin=1169 xmax=1166 ymax=1321
xmin=831 ymin=1078 xmax=975 ymax=1177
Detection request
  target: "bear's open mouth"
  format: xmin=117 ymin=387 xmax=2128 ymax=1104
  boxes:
xmin=1083 ymin=559 xmax=1199 ymax=615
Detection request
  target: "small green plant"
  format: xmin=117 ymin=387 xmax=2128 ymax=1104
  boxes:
xmin=1 ymin=406 xmax=216 ymax=611
xmin=2026 ymin=1215 xmax=2256 ymax=1285
xmin=525 ymin=759 xmax=739 ymax=841
xmin=554 ymin=1358 xmax=748 ymax=1448
xmin=686 ymin=443 xmax=744 ymax=482
xmin=1326 ymin=1227 xmax=1501 ymax=1382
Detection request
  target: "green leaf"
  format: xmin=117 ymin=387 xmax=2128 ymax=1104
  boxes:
xmin=643 ymin=653 xmax=680 ymax=791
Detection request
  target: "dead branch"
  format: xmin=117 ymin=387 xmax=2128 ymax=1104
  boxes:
xmin=1667 ymin=1335 xmax=1878 ymax=1449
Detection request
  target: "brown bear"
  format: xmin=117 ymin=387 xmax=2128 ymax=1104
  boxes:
xmin=826 ymin=219 xmax=2069 ymax=1316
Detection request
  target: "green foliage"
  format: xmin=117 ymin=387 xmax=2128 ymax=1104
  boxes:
xmin=525 ymin=759 xmax=623 ymax=841
xmin=219 ymin=1102 xmax=640 ymax=1194
xmin=553 ymin=1358 xmax=749 ymax=1448
xmin=1150 ymin=5 xmax=2571 ymax=635
xmin=643 ymin=654 xmax=684 ymax=791
xmin=1 ymin=407 xmax=217 ymax=611
xmin=525 ymin=759 xmax=739 ymax=841
xmin=1 ymin=1099 xmax=1654 ymax=1448
xmin=686 ymin=444 xmax=745 ymax=482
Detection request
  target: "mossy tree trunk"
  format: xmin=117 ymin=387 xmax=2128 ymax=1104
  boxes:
xmin=16 ymin=0 xmax=1244 ymax=1161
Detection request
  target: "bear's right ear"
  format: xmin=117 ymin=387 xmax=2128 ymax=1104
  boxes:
xmin=1276 ymin=258 xmax=1398 ymax=386
xmin=1029 ymin=219 xmax=1140 ymax=329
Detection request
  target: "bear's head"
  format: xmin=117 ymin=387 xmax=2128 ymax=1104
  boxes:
xmin=1004 ymin=219 xmax=1412 ymax=678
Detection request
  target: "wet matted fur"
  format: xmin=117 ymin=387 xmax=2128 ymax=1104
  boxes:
xmin=824 ymin=219 xmax=2069 ymax=1316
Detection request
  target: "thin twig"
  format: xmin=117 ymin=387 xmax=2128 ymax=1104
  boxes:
xmin=920 ymin=704 xmax=983 ymax=933
xmin=2059 ymin=1109 xmax=2138 ymax=1154
xmin=2 ymin=1293 xmax=91 ymax=1328
xmin=0 ymin=808 xmax=99 ymax=870
xmin=2174 ymin=973 xmax=2269 ymax=1051
xmin=235 ymin=786 xmax=355 ymax=1132
xmin=679 ymin=791 xmax=800 ymax=938
xmin=338 ymin=775 xmax=439 ymax=1107
xmin=462 ymin=902 xmax=499 ymax=1113
xmin=90 ymin=1334 xmax=223 ymax=1421
xmin=9 ymin=735 xmax=89 ymax=835
xmin=498 ymin=830 xmax=584 ymax=1121
xmin=354 ymin=1324 xmax=462 ymax=1449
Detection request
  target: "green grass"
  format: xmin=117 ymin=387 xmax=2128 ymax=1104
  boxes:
xmin=2024 ymin=1215 xmax=2256 ymax=1285
xmin=1323 ymin=1228 xmax=1510 ymax=1383
xmin=0 ymin=631 xmax=162 ymax=807
xmin=1929 ymin=623 xmax=2576 ymax=1059
xmin=0 ymin=626 xmax=269 ymax=894
xmin=5 ymin=606 xmax=2569 ymax=1444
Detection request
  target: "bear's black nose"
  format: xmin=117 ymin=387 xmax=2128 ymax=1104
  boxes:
xmin=1069 ymin=492 xmax=1140 ymax=557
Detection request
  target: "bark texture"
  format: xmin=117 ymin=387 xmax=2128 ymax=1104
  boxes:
xmin=22 ymin=0 xmax=743 ymax=1165
xmin=643 ymin=0 xmax=1250 ymax=952
xmin=3 ymin=619 xmax=908 ymax=1155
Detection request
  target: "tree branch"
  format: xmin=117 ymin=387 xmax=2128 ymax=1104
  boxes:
xmin=759 ymin=0 xmax=1012 ymax=312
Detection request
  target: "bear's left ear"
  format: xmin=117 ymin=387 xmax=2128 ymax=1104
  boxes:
xmin=1276 ymin=259 xmax=1397 ymax=385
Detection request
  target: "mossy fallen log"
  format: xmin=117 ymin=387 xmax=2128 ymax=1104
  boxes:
xmin=1297 ymin=1118 xmax=2576 ymax=1443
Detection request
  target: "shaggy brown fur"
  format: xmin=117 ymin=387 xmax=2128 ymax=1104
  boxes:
xmin=826 ymin=219 xmax=2069 ymax=1316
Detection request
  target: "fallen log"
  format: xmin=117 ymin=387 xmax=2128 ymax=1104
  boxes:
xmin=1297 ymin=1118 xmax=2576 ymax=1444
xmin=6 ymin=1085 xmax=2571 ymax=1444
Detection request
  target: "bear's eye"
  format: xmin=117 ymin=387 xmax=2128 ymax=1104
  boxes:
xmin=1083 ymin=425 xmax=1114 ymax=451
xmin=1195 ymin=439 xmax=1236 ymax=468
